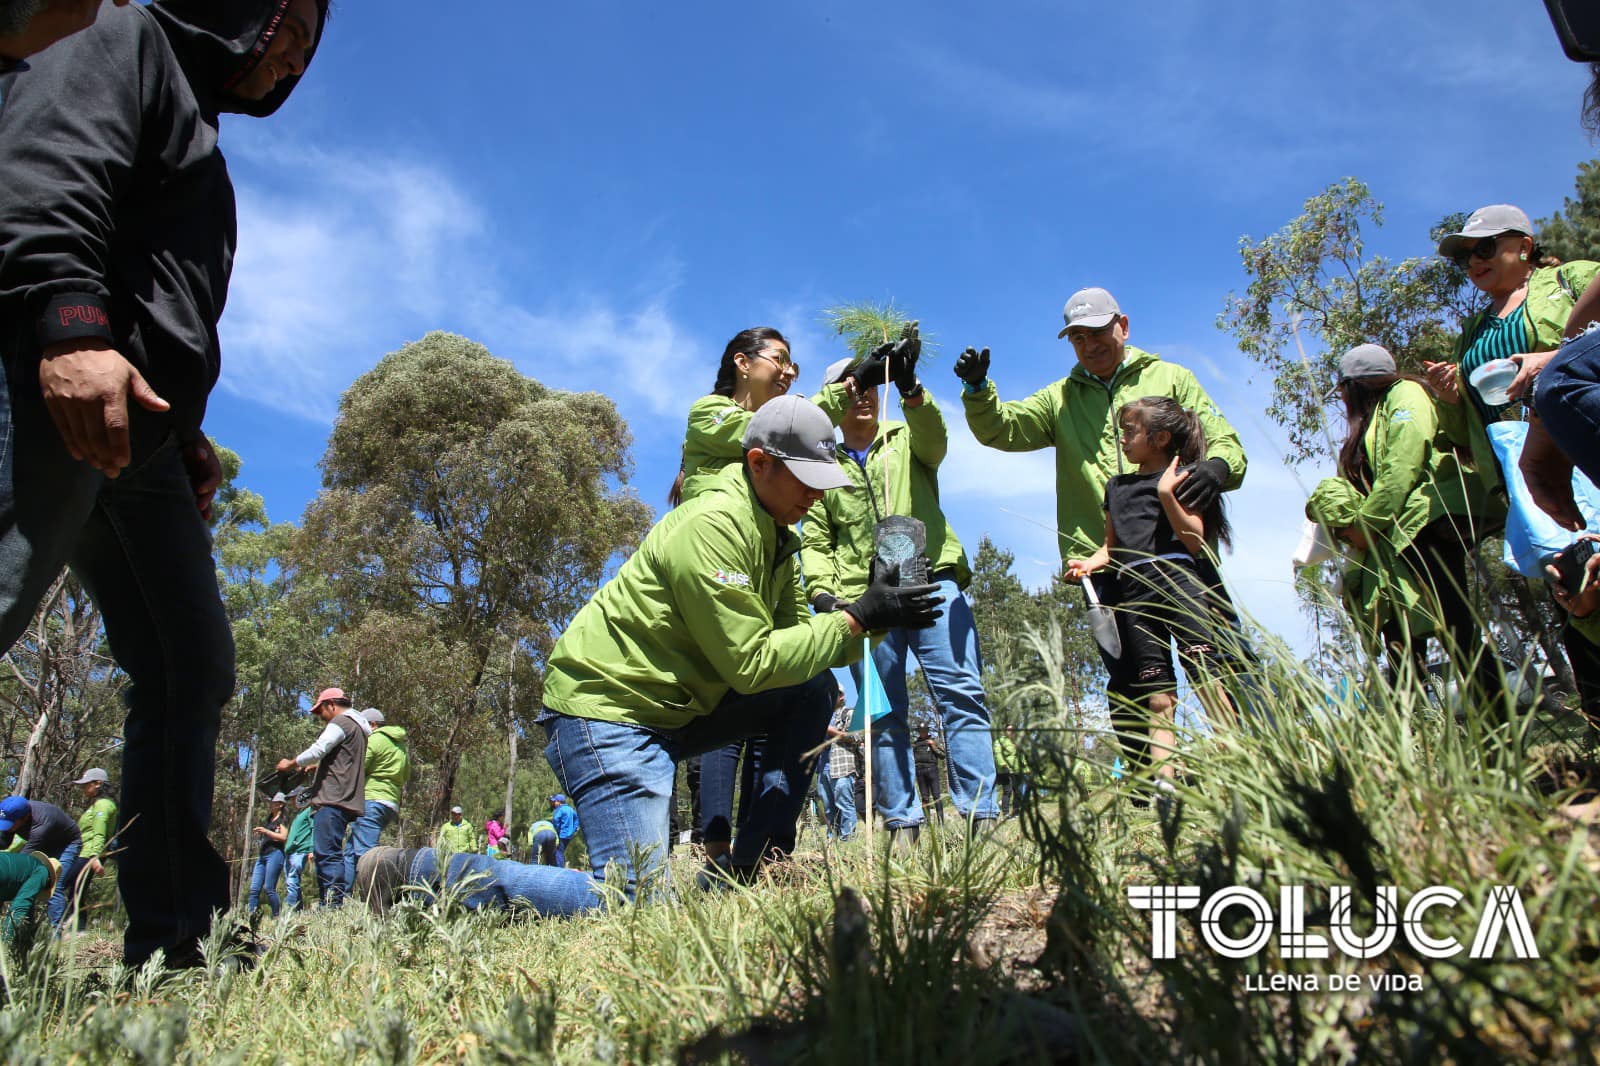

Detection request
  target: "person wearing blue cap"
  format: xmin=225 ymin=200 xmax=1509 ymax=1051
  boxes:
xmin=547 ymin=795 xmax=578 ymax=868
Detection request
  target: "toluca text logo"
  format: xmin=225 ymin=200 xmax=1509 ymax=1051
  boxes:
xmin=1129 ymin=884 xmax=1537 ymax=991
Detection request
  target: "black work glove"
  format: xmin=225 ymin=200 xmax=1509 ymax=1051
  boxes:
xmin=954 ymin=346 xmax=990 ymax=387
xmin=844 ymin=561 xmax=944 ymax=631
xmin=811 ymin=592 xmax=845 ymax=614
xmin=844 ymin=340 xmax=893 ymax=393
xmin=891 ymin=321 xmax=922 ymax=395
xmin=1174 ymin=457 xmax=1231 ymax=511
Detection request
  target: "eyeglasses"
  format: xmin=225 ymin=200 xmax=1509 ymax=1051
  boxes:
xmin=1450 ymin=234 xmax=1510 ymax=268
xmin=751 ymin=349 xmax=800 ymax=376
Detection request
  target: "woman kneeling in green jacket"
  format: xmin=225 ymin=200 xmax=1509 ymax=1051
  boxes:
xmin=1309 ymin=345 xmax=1499 ymax=706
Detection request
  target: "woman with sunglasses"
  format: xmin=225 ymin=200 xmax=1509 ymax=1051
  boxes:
xmin=1423 ymin=205 xmax=1599 ymax=501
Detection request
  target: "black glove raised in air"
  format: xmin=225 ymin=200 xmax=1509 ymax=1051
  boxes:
xmin=891 ymin=321 xmax=922 ymax=396
xmin=1174 ymin=457 xmax=1231 ymax=512
xmin=844 ymin=560 xmax=944 ymax=631
xmin=845 ymin=341 xmax=895 ymax=393
xmin=954 ymin=346 xmax=990 ymax=387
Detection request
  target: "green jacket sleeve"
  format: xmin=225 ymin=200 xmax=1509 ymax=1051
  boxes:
xmin=685 ymin=400 xmax=754 ymax=464
xmin=669 ymin=509 xmax=855 ymax=694
xmin=811 ymin=382 xmax=852 ymax=424
xmin=1571 ymin=610 xmax=1600 ymax=650
xmin=961 ymin=380 xmax=1058 ymax=452
xmin=901 ymin=393 xmax=948 ymax=469
xmin=80 ymin=800 xmax=116 ymax=857
xmin=1173 ymin=370 xmax=1247 ymax=490
xmin=800 ymin=500 xmax=842 ymax=603
xmin=1358 ymin=386 xmax=1435 ymax=528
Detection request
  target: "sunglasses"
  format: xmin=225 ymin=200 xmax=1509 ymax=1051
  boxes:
xmin=1450 ymin=234 xmax=1512 ymax=268
xmin=751 ymin=349 xmax=800 ymax=376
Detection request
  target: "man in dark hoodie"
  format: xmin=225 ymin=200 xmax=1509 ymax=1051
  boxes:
xmin=0 ymin=0 xmax=325 ymax=967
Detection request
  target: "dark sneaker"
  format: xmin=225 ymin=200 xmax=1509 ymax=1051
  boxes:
xmin=354 ymin=847 xmax=417 ymax=914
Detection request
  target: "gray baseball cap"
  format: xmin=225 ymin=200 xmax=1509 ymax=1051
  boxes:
xmin=270 ymin=791 xmax=287 ymax=803
xmin=73 ymin=768 xmax=109 ymax=786
xmin=1437 ymin=204 xmax=1532 ymax=258
xmin=742 ymin=395 xmax=853 ymax=491
xmin=820 ymin=357 xmax=853 ymax=391
xmin=361 ymin=707 xmax=385 ymax=725
xmin=1057 ymin=286 xmax=1122 ymax=338
xmin=1328 ymin=343 xmax=1398 ymax=398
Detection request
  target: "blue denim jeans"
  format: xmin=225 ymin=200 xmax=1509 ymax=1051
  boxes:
xmin=248 ymin=849 xmax=285 ymax=916
xmin=1536 ymin=323 xmax=1600 ymax=492
xmin=829 ymin=774 xmax=858 ymax=839
xmin=404 ymin=848 xmax=603 ymax=915
xmin=343 ymin=801 xmax=397 ymax=888
xmin=542 ymin=672 xmax=833 ymax=900
xmin=530 ymin=828 xmax=558 ymax=866
xmin=697 ymin=739 xmax=752 ymax=845
xmin=284 ymin=852 xmax=308 ymax=910
xmin=0 ymin=353 xmax=234 ymax=966
xmin=849 ymin=581 xmax=998 ymax=826
xmin=312 ymin=806 xmax=356 ymax=907
xmin=44 ymin=839 xmax=83 ymax=926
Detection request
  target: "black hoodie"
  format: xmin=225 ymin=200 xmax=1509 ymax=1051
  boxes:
xmin=0 ymin=0 xmax=326 ymax=433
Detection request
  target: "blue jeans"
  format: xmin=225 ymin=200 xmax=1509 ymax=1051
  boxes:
xmin=312 ymin=806 xmax=356 ymax=907
xmin=343 ymin=801 xmax=397 ymax=888
xmin=829 ymin=774 xmax=858 ymax=839
xmin=247 ymin=849 xmax=284 ymax=916
xmin=849 ymin=581 xmax=998 ymax=826
xmin=813 ymin=748 xmax=835 ymax=829
xmin=45 ymin=840 xmax=83 ymax=926
xmin=542 ymin=672 xmax=833 ymax=901
xmin=0 ymin=355 xmax=233 ymax=966
xmin=284 ymin=852 xmax=308 ymax=910
xmin=530 ymin=828 xmax=558 ymax=866
xmin=1536 ymin=323 xmax=1600 ymax=492
xmin=697 ymin=739 xmax=752 ymax=845
xmin=403 ymin=848 xmax=603 ymax=916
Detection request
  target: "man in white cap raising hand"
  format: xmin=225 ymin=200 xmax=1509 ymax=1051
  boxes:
xmin=956 ymin=287 xmax=1248 ymax=776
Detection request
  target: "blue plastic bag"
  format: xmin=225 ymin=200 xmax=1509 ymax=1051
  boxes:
xmin=1486 ymin=420 xmax=1600 ymax=576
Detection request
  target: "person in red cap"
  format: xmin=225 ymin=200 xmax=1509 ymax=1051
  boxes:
xmin=276 ymin=687 xmax=369 ymax=908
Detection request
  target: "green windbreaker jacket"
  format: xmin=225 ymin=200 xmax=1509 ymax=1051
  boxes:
xmin=544 ymin=464 xmax=859 ymax=730
xmin=363 ymin=726 xmax=411 ymax=809
xmin=961 ymin=347 xmax=1247 ymax=561
xmin=678 ymin=385 xmax=852 ymax=503
xmin=801 ymin=392 xmax=970 ymax=603
xmin=1307 ymin=380 xmax=1476 ymax=640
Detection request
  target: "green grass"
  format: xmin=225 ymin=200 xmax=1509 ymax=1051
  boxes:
xmin=3 ymin=624 xmax=1599 ymax=1063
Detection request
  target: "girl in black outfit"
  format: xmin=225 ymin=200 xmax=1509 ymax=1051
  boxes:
xmin=1068 ymin=397 xmax=1238 ymax=788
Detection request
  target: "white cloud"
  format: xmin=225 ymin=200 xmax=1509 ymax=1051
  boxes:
xmin=219 ymin=135 xmax=705 ymax=428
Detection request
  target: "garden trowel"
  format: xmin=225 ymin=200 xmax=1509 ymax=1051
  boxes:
xmin=1081 ymin=575 xmax=1121 ymax=659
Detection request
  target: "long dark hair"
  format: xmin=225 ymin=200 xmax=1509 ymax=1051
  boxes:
xmin=1336 ymin=375 xmax=1406 ymax=491
xmin=1118 ymin=396 xmax=1232 ymax=549
xmin=712 ymin=326 xmax=789 ymax=398
xmin=1586 ymin=62 xmax=1600 ymax=137
xmin=667 ymin=326 xmax=791 ymax=506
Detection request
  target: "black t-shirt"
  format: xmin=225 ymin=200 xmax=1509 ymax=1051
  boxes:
xmin=913 ymin=736 xmax=941 ymax=772
xmin=7 ymin=801 xmax=82 ymax=859
xmin=1104 ymin=472 xmax=1191 ymax=565
xmin=257 ymin=810 xmax=287 ymax=854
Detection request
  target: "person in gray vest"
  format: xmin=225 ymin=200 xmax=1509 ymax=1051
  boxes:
xmin=275 ymin=687 xmax=369 ymax=908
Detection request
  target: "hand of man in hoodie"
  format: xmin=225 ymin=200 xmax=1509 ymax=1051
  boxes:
xmin=40 ymin=342 xmax=169 ymax=478
xmin=180 ymin=434 xmax=223 ymax=521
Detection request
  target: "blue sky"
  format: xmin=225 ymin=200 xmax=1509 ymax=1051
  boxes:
xmin=209 ymin=0 xmax=1597 ymax=667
